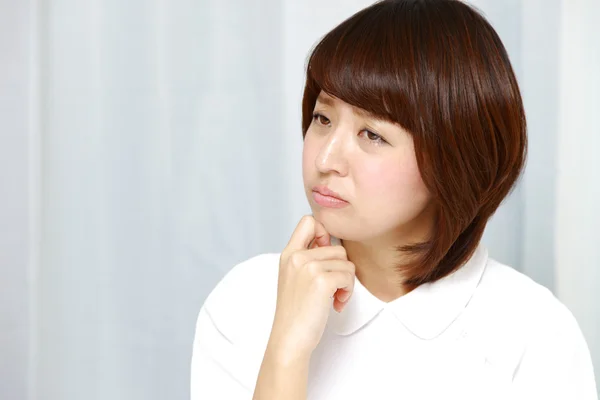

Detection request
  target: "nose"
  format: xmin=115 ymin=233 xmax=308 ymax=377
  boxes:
xmin=315 ymin=129 xmax=349 ymax=177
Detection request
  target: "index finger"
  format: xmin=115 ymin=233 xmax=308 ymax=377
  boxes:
xmin=285 ymin=215 xmax=331 ymax=251
xmin=309 ymin=218 xmax=331 ymax=249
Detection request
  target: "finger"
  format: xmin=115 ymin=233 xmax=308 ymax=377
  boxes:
xmin=333 ymin=290 xmax=353 ymax=313
xmin=324 ymin=271 xmax=355 ymax=300
xmin=312 ymin=218 xmax=331 ymax=248
xmin=306 ymin=258 xmax=355 ymax=274
xmin=304 ymin=245 xmax=349 ymax=263
xmin=336 ymin=287 xmax=352 ymax=303
xmin=285 ymin=215 xmax=317 ymax=251
xmin=286 ymin=249 xmax=349 ymax=272
xmin=327 ymin=271 xmax=354 ymax=311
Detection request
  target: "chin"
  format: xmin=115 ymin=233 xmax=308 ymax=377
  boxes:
xmin=310 ymin=208 xmax=359 ymax=240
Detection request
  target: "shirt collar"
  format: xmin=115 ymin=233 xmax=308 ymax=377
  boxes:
xmin=328 ymin=237 xmax=488 ymax=340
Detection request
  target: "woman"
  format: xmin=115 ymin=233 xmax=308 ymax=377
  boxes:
xmin=191 ymin=0 xmax=597 ymax=399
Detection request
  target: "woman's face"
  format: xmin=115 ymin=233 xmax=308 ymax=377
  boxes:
xmin=302 ymin=91 xmax=434 ymax=243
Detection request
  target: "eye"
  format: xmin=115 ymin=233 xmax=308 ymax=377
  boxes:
xmin=359 ymin=129 xmax=388 ymax=146
xmin=312 ymin=113 xmax=331 ymax=126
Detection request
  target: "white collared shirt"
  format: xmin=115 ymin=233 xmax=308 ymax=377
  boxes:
xmin=190 ymin=242 xmax=597 ymax=399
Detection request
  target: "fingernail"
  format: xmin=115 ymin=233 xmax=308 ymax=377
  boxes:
xmin=339 ymin=292 xmax=351 ymax=303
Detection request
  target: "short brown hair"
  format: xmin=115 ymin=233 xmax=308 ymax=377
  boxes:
xmin=301 ymin=0 xmax=527 ymax=287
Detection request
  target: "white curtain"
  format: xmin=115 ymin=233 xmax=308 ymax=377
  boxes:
xmin=1 ymin=1 xmax=598 ymax=399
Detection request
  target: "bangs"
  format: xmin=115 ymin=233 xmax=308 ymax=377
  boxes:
xmin=303 ymin=2 xmax=424 ymax=134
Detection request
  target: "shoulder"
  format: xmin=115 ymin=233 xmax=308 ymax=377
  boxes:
xmin=475 ymin=259 xmax=597 ymax=396
xmin=464 ymin=256 xmax=594 ymax=383
xmin=201 ymin=252 xmax=281 ymax=346
xmin=191 ymin=254 xmax=282 ymax=395
xmin=474 ymin=257 xmax=575 ymax=330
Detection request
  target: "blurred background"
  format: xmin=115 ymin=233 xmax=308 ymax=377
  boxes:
xmin=1 ymin=0 xmax=599 ymax=399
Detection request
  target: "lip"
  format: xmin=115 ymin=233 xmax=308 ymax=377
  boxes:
xmin=312 ymin=191 xmax=349 ymax=208
xmin=312 ymin=185 xmax=347 ymax=201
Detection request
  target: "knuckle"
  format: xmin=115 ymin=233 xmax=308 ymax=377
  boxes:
xmin=313 ymin=273 xmax=329 ymax=291
xmin=347 ymin=261 xmax=356 ymax=273
xmin=306 ymin=261 xmax=320 ymax=276
xmin=289 ymin=252 xmax=304 ymax=267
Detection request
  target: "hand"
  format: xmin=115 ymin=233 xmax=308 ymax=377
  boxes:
xmin=267 ymin=215 xmax=356 ymax=361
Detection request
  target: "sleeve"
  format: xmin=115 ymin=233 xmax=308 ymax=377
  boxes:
xmin=511 ymin=301 xmax=598 ymax=400
xmin=190 ymin=303 xmax=254 ymax=400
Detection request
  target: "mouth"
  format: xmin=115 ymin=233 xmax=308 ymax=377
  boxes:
xmin=312 ymin=185 xmax=347 ymax=202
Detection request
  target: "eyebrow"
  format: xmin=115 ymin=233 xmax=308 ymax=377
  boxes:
xmin=315 ymin=93 xmax=388 ymax=123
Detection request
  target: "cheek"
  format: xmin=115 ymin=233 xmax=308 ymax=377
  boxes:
xmin=358 ymin=157 xmax=428 ymax=205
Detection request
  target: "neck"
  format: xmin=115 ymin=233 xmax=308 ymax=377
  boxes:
xmin=341 ymin=237 xmax=412 ymax=303
xmin=334 ymin=203 xmax=436 ymax=303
